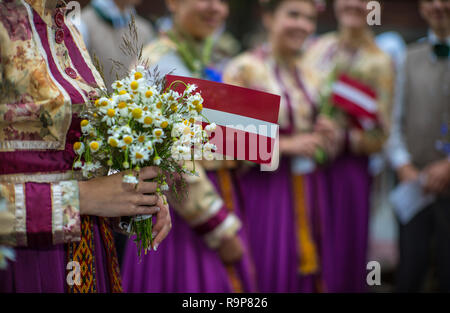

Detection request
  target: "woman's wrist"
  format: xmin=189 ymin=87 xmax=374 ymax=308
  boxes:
xmin=78 ymin=180 xmax=93 ymax=216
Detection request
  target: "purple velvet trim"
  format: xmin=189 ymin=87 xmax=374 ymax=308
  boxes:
xmin=193 ymin=205 xmax=229 ymax=236
xmin=0 ymin=116 xmax=81 ymax=175
xmin=25 ymin=182 xmax=53 ymax=247
xmin=61 ymin=19 xmax=97 ymax=86
xmin=32 ymin=8 xmax=85 ymax=104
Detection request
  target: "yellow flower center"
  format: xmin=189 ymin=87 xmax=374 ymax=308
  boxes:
xmin=161 ymin=121 xmax=169 ymax=129
xmin=189 ymin=118 xmax=195 ymax=124
xmin=108 ymin=138 xmax=118 ymax=147
xmin=73 ymin=142 xmax=82 ymax=150
xmin=144 ymin=116 xmax=153 ymax=125
xmin=101 ymin=100 xmax=109 ymax=106
xmin=119 ymin=90 xmax=127 ymax=95
xmin=156 ymin=102 xmax=162 ymax=109
xmin=130 ymin=81 xmax=139 ymax=90
xmin=124 ymin=136 xmax=133 ymax=145
xmin=134 ymin=72 xmax=143 ymax=80
xmin=155 ymin=130 xmax=162 ymax=137
xmin=171 ymin=104 xmax=178 ymax=112
xmin=145 ymin=90 xmax=153 ymax=98
xmin=132 ymin=108 xmax=143 ymax=119
xmin=90 ymin=142 xmax=99 ymax=151
xmin=135 ymin=152 xmax=144 ymax=159
xmin=196 ymin=102 xmax=203 ymax=113
xmin=116 ymin=82 xmax=122 ymax=88
xmin=107 ymin=109 xmax=116 ymax=117
xmin=94 ymin=99 xmax=100 ymax=106
xmin=80 ymin=120 xmax=89 ymax=127
xmin=138 ymin=136 xmax=145 ymax=143
xmin=93 ymin=113 xmax=98 ymax=118
xmin=118 ymin=102 xmax=127 ymax=109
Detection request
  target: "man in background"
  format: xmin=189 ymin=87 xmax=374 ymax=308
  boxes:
xmin=387 ymin=0 xmax=450 ymax=292
xmin=78 ymin=0 xmax=155 ymax=91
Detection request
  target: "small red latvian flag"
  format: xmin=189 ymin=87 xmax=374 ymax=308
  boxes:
xmin=331 ymin=74 xmax=379 ymax=130
xmin=166 ymin=75 xmax=281 ymax=165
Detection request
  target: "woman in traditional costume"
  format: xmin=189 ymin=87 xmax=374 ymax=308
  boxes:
xmin=121 ymin=0 xmax=257 ymax=293
xmin=0 ymin=0 xmax=171 ymax=293
xmin=301 ymin=0 xmax=394 ymax=292
xmin=223 ymin=0 xmax=341 ymax=292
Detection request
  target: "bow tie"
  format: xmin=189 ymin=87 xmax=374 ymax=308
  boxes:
xmin=433 ymin=43 xmax=450 ymax=59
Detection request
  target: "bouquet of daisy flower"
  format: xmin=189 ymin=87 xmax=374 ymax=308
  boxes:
xmin=73 ymin=65 xmax=217 ymax=257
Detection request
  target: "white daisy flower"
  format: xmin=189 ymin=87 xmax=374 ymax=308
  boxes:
xmin=153 ymin=156 xmax=161 ymax=166
xmin=73 ymin=142 xmax=84 ymax=155
xmin=122 ymin=134 xmax=134 ymax=146
xmin=80 ymin=119 xmax=93 ymax=135
xmin=112 ymin=80 xmax=126 ymax=93
xmin=152 ymin=128 xmax=165 ymax=143
xmin=123 ymin=174 xmax=139 ymax=184
xmin=130 ymin=145 xmax=150 ymax=165
xmin=184 ymin=84 xmax=197 ymax=95
xmin=205 ymin=123 xmax=217 ymax=132
xmin=89 ymin=140 xmax=102 ymax=153
xmin=102 ymin=108 xmax=117 ymax=126
xmin=140 ymin=112 xmax=155 ymax=128
xmin=187 ymin=94 xmax=204 ymax=113
xmin=160 ymin=182 xmax=169 ymax=191
xmin=107 ymin=135 xmax=120 ymax=148
xmin=146 ymin=141 xmax=154 ymax=155
xmin=73 ymin=160 xmax=83 ymax=169
xmin=116 ymin=100 xmax=130 ymax=117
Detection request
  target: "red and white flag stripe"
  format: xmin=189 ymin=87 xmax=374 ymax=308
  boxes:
xmin=332 ymin=74 xmax=378 ymax=121
xmin=166 ymin=75 xmax=281 ymax=165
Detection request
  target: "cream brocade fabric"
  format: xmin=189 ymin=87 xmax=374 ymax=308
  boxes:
xmin=0 ymin=0 xmax=104 ymax=152
xmin=223 ymin=50 xmax=316 ymax=134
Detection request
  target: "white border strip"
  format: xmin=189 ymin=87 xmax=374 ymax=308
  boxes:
xmin=202 ymin=108 xmax=278 ymax=139
xmin=51 ymin=183 xmax=64 ymax=245
xmin=14 ymin=183 xmax=27 ymax=246
xmin=333 ymin=82 xmax=377 ymax=113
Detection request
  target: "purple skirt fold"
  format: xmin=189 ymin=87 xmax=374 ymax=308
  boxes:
xmin=236 ymin=158 xmax=315 ymax=293
xmin=121 ymin=171 xmax=257 ymax=293
xmin=307 ymin=154 xmax=371 ymax=293
xmin=0 ymin=218 xmax=111 ymax=293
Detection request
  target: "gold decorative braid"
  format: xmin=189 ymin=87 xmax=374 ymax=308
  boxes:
xmin=226 ymin=264 xmax=243 ymax=293
xmin=67 ymin=216 xmax=97 ymax=293
xmin=216 ymin=168 xmax=234 ymax=211
xmin=292 ymin=174 xmax=319 ymax=275
xmin=216 ymin=168 xmax=246 ymax=292
xmin=98 ymin=217 xmax=123 ymax=293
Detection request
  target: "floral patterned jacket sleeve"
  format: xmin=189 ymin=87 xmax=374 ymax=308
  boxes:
xmin=0 ymin=0 xmax=105 ymax=247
